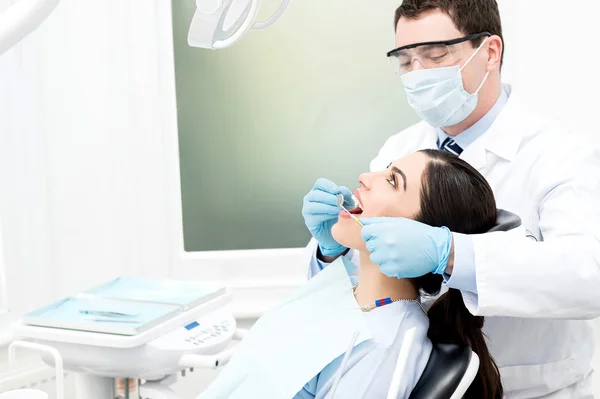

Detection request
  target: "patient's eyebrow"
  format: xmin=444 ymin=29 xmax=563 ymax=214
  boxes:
xmin=391 ymin=166 xmax=407 ymax=191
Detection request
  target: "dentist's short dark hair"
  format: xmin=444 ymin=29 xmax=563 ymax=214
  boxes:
xmin=394 ymin=0 xmax=504 ymax=67
xmin=414 ymin=149 xmax=502 ymax=399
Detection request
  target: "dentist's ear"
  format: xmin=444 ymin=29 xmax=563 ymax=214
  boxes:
xmin=485 ymin=35 xmax=503 ymax=72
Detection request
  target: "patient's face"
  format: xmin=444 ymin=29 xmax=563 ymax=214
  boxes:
xmin=331 ymin=152 xmax=427 ymax=251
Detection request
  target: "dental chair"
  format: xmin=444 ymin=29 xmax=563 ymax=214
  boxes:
xmin=409 ymin=209 xmax=521 ymax=399
xmin=409 ymin=343 xmax=479 ymax=399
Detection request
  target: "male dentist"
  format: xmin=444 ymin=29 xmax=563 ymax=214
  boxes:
xmin=302 ymin=0 xmax=600 ymax=397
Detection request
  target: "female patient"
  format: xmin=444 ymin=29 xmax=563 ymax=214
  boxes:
xmin=296 ymin=149 xmax=503 ymax=398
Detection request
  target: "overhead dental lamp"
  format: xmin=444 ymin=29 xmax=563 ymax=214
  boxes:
xmin=0 ymin=0 xmax=60 ymax=56
xmin=188 ymin=0 xmax=292 ymax=49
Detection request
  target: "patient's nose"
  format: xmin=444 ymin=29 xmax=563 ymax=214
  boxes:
xmin=358 ymin=172 xmax=374 ymax=190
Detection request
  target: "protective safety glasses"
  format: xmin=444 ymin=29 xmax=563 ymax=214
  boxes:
xmin=386 ymin=32 xmax=490 ymax=75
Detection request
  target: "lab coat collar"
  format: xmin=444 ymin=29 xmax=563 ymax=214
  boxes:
xmin=480 ymin=84 xmax=524 ymax=162
xmin=417 ymin=84 xmax=526 ymax=171
xmin=456 ymin=84 xmax=525 ymax=171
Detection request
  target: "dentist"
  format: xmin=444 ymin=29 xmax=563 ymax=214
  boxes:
xmin=301 ymin=0 xmax=600 ymax=397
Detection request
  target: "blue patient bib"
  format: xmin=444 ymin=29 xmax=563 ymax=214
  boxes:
xmin=198 ymin=258 xmax=372 ymax=399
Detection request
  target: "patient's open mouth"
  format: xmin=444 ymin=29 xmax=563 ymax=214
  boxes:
xmin=349 ymin=207 xmax=363 ymax=215
xmin=350 ymin=194 xmax=364 ymax=215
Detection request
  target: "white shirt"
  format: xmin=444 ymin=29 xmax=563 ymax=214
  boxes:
xmin=294 ymin=296 xmax=431 ymax=399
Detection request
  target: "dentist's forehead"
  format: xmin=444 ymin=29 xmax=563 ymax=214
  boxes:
xmin=395 ymin=10 xmax=464 ymax=47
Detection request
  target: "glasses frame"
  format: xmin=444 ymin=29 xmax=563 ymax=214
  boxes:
xmin=386 ymin=31 xmax=491 ymax=58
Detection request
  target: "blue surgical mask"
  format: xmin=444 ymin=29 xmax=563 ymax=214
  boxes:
xmin=400 ymin=37 xmax=490 ymax=128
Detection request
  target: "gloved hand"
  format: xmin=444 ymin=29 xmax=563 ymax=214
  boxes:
xmin=360 ymin=217 xmax=453 ymax=279
xmin=302 ymin=178 xmax=353 ymax=257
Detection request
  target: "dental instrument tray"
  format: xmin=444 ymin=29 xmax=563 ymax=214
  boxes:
xmin=23 ymin=297 xmax=179 ymax=335
xmin=14 ymin=279 xmax=235 ymax=386
xmin=84 ymin=276 xmax=226 ymax=311
xmin=22 ymin=276 xmax=228 ymax=336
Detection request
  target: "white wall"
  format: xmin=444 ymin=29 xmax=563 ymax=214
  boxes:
xmin=500 ymin=0 xmax=600 ymax=134
xmin=0 ymin=0 xmax=176 ymax=318
xmin=0 ymin=1 xmax=199 ymax=394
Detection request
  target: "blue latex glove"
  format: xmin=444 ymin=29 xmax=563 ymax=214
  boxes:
xmin=360 ymin=217 xmax=453 ymax=279
xmin=302 ymin=178 xmax=353 ymax=256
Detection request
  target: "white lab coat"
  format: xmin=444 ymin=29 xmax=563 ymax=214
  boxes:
xmin=308 ymin=85 xmax=600 ymax=398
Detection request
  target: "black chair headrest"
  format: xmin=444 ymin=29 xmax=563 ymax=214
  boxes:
xmin=488 ymin=209 xmax=521 ymax=232
xmin=409 ymin=343 xmax=472 ymax=399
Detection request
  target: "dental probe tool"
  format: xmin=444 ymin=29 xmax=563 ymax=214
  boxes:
xmin=336 ymin=194 xmax=364 ymax=227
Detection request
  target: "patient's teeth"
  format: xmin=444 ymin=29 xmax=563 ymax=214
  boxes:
xmin=352 ymin=194 xmax=363 ymax=210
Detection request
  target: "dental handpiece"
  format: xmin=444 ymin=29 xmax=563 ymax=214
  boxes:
xmin=336 ymin=194 xmax=364 ymax=227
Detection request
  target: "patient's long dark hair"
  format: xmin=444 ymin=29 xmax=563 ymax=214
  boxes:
xmin=414 ymin=149 xmax=503 ymax=399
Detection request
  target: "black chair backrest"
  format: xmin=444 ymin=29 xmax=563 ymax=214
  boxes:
xmin=409 ymin=343 xmax=472 ymax=399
